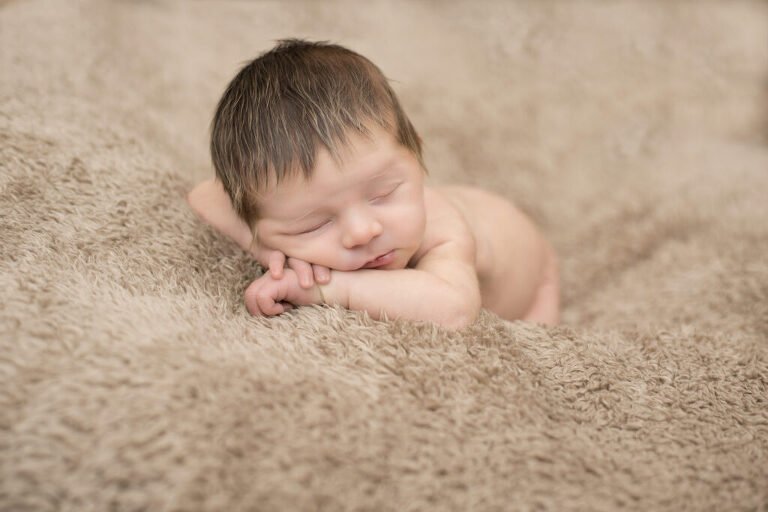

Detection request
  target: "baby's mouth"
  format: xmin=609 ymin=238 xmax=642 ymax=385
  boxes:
xmin=361 ymin=250 xmax=396 ymax=269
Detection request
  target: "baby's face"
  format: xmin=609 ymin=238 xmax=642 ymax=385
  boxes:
xmin=255 ymin=125 xmax=427 ymax=272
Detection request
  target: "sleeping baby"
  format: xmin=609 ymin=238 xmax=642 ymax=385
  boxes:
xmin=188 ymin=39 xmax=559 ymax=330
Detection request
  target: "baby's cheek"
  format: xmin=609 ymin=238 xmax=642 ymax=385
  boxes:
xmin=281 ymin=240 xmax=334 ymax=267
xmin=261 ymin=239 xmax=302 ymax=264
xmin=394 ymin=203 xmax=426 ymax=237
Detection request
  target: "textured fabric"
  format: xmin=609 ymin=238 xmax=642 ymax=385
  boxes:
xmin=1 ymin=1 xmax=767 ymax=510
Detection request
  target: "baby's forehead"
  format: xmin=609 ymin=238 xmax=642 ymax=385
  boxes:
xmin=260 ymin=163 xmax=398 ymax=203
xmin=272 ymin=144 xmax=401 ymax=192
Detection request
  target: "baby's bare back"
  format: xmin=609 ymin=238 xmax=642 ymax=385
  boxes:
xmin=425 ymin=185 xmax=555 ymax=322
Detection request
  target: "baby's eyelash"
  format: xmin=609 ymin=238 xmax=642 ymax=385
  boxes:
xmin=370 ymin=184 xmax=400 ymax=202
xmin=298 ymin=220 xmax=329 ymax=234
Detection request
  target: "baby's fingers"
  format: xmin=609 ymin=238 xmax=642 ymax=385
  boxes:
xmin=255 ymin=292 xmax=287 ymax=316
xmin=287 ymin=258 xmax=314 ymax=289
xmin=245 ymin=280 xmax=285 ymax=316
xmin=244 ymin=281 xmax=263 ymax=316
xmin=268 ymin=251 xmax=286 ymax=280
xmin=312 ymin=264 xmax=331 ymax=285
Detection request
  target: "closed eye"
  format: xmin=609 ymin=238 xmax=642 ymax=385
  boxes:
xmin=369 ymin=184 xmax=400 ymax=204
xmin=297 ymin=220 xmax=330 ymax=235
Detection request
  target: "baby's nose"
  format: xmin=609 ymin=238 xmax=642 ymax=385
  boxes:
xmin=341 ymin=208 xmax=383 ymax=249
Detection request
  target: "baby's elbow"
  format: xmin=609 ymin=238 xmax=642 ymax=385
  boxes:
xmin=443 ymin=295 xmax=481 ymax=331
xmin=186 ymin=182 xmax=208 ymax=218
xmin=443 ymin=315 xmax=473 ymax=331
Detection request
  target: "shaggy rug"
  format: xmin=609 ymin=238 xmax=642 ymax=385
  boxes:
xmin=1 ymin=1 xmax=767 ymax=510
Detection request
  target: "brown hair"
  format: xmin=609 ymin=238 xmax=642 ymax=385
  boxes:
xmin=210 ymin=39 xmax=425 ymax=229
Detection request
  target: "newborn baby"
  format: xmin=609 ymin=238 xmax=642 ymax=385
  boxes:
xmin=188 ymin=39 xmax=559 ymax=330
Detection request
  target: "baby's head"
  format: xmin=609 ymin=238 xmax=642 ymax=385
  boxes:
xmin=210 ymin=39 xmax=428 ymax=271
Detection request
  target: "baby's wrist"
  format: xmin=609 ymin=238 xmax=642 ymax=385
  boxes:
xmin=314 ymin=282 xmax=326 ymax=304
xmin=316 ymin=270 xmax=348 ymax=308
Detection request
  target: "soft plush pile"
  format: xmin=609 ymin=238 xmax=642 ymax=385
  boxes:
xmin=1 ymin=1 xmax=767 ymax=510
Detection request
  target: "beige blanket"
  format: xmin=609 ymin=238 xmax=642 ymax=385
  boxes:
xmin=2 ymin=1 xmax=767 ymax=510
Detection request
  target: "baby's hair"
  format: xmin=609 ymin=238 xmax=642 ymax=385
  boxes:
xmin=210 ymin=38 xmax=425 ymax=229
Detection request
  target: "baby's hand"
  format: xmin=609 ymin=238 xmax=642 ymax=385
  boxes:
xmin=252 ymin=232 xmax=330 ymax=289
xmin=266 ymin=251 xmax=331 ymax=289
xmin=244 ymin=267 xmax=324 ymax=317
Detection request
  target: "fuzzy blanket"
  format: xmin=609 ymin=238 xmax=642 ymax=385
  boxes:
xmin=2 ymin=1 xmax=767 ymax=510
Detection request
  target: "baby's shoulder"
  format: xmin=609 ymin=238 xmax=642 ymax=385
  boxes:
xmin=409 ymin=186 xmax=477 ymax=267
xmin=424 ymin=184 xmax=487 ymax=233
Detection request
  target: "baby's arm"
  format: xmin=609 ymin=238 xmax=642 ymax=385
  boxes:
xmin=245 ymin=238 xmax=481 ymax=330
xmin=187 ymin=178 xmax=254 ymax=254
xmin=187 ymin=179 xmax=329 ymax=287
xmin=323 ymin=263 xmax=480 ymax=330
